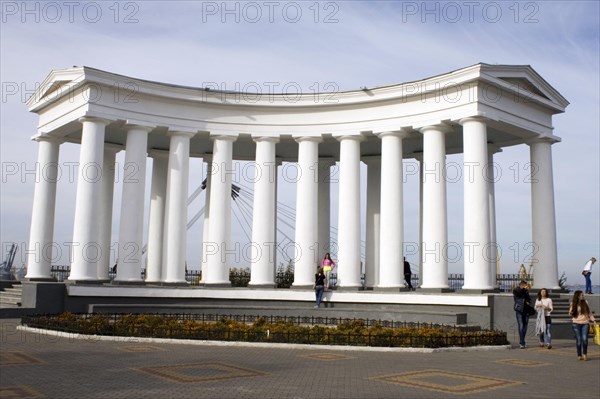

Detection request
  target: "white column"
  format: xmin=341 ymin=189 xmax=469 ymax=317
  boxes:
xmin=378 ymin=131 xmax=409 ymax=288
xmin=249 ymin=136 xmax=279 ymax=287
xmin=363 ymin=156 xmax=381 ymax=288
xmin=25 ymin=136 xmax=61 ymax=280
xmin=146 ymin=150 xmax=169 ymax=283
xmin=529 ymin=138 xmax=560 ymax=289
xmin=419 ymin=125 xmax=449 ymax=289
xmin=460 ymin=117 xmax=492 ymax=290
xmin=318 ymin=159 xmax=334 ymax=256
xmin=162 ymin=131 xmax=195 ymax=283
xmin=115 ymin=125 xmax=151 ymax=282
xmin=292 ymin=137 xmax=321 ymax=287
xmin=337 ymin=135 xmax=364 ymax=288
xmin=98 ymin=144 xmax=121 ymax=280
xmin=205 ymin=135 xmax=237 ymax=285
xmin=200 ymin=158 xmax=212 ymax=284
xmin=487 ymin=146 xmax=501 ymax=289
xmin=416 ymin=155 xmax=424 ymax=287
xmin=69 ymin=117 xmax=110 ymax=281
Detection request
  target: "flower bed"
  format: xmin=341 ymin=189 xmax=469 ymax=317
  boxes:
xmin=21 ymin=313 xmax=508 ymax=348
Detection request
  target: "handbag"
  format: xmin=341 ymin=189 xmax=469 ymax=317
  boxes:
xmin=593 ymin=323 xmax=600 ymax=346
xmin=514 ymin=298 xmax=524 ymax=312
xmin=526 ymin=304 xmax=536 ymax=316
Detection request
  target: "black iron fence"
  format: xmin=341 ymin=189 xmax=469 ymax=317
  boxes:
xmin=49 ymin=265 xmax=529 ymax=292
xmin=21 ymin=313 xmax=508 ymax=348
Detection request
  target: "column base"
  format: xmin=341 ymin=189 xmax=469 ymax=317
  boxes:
xmin=418 ymin=288 xmax=455 ymax=293
xmin=67 ymin=279 xmax=105 ymax=285
xmin=22 ymin=277 xmax=57 ymax=282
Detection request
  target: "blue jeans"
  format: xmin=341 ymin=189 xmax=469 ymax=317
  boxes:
xmin=315 ymin=285 xmax=324 ymax=307
xmin=515 ymin=311 xmax=530 ymax=346
xmin=538 ymin=322 xmax=552 ymax=345
xmin=572 ymin=323 xmax=590 ymax=356
xmin=584 ymin=272 xmax=592 ymax=293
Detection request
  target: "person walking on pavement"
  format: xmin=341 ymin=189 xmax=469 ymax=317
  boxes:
xmin=569 ymin=290 xmax=596 ymax=361
xmin=535 ymin=288 xmax=553 ymax=349
xmin=513 ymin=280 xmax=533 ymax=349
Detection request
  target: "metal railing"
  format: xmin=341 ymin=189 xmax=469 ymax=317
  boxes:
xmin=49 ymin=265 xmax=529 ymax=292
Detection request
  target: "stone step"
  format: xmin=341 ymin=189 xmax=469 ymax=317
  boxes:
xmin=0 ymin=296 xmax=21 ymax=305
xmin=0 ymin=285 xmax=23 ymax=307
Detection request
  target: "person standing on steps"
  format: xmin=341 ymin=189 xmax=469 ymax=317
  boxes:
xmin=321 ymin=253 xmax=336 ymax=290
xmin=582 ymin=257 xmax=596 ymax=294
xmin=313 ymin=267 xmax=326 ymax=308
xmin=403 ymin=257 xmax=413 ymax=290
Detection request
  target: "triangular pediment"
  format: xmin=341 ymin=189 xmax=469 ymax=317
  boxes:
xmin=498 ymin=77 xmax=550 ymax=100
xmin=479 ymin=64 xmax=569 ymax=113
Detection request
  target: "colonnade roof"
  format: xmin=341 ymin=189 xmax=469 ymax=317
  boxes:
xmin=26 ymin=63 xmax=568 ymax=160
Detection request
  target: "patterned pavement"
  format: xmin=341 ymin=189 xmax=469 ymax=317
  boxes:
xmin=1 ymin=319 xmax=599 ymax=399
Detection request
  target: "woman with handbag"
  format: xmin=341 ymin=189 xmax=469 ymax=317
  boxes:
xmin=569 ymin=290 xmax=596 ymax=361
xmin=513 ymin=280 xmax=533 ymax=349
xmin=535 ymin=288 xmax=553 ymax=349
xmin=321 ymin=253 xmax=336 ymax=290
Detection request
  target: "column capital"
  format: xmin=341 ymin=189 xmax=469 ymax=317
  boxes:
xmin=419 ymin=124 xmax=453 ymax=134
xmin=458 ymin=116 xmax=489 ymax=126
xmin=336 ymin=134 xmax=365 ymax=142
xmin=210 ymin=134 xmax=237 ymax=142
xmin=294 ymin=135 xmax=323 ymax=144
xmin=168 ymin=130 xmax=196 ymax=139
xmin=526 ymin=136 xmax=560 ymax=146
xmin=376 ymin=129 xmax=411 ymax=139
xmin=33 ymin=135 xmax=63 ymax=144
xmin=123 ymin=123 xmax=154 ymax=133
xmin=78 ymin=116 xmax=112 ymax=126
xmin=252 ymin=135 xmax=280 ymax=143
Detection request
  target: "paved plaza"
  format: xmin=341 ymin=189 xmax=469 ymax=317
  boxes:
xmin=1 ymin=319 xmax=599 ymax=399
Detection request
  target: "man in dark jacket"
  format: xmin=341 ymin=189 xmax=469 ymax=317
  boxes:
xmin=513 ymin=280 xmax=533 ymax=349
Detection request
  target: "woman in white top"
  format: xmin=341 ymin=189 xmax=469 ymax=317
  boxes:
xmin=535 ymin=288 xmax=553 ymax=349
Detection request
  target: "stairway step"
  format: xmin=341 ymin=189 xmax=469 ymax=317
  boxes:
xmin=0 ymin=297 xmax=22 ymax=305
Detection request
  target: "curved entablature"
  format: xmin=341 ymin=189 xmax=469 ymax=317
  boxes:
xmin=26 ymin=63 xmax=568 ymax=160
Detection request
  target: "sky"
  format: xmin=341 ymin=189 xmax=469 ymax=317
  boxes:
xmin=1 ymin=0 xmax=599 ymax=287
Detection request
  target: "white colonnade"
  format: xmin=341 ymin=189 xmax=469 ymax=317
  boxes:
xmin=24 ymin=64 xmax=566 ymax=291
